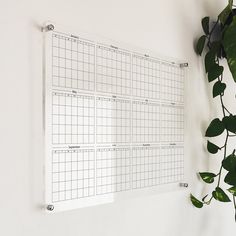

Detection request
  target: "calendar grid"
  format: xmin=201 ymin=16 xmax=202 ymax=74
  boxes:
xmin=132 ymin=146 xmax=160 ymax=189
xmin=160 ymin=62 xmax=184 ymax=103
xmin=96 ymin=147 xmax=131 ymax=195
xmin=52 ymin=34 xmax=95 ymax=91
xmin=132 ymin=54 xmax=160 ymax=100
xmin=132 ymin=100 xmax=160 ymax=143
xmin=96 ymin=97 xmax=131 ymax=144
xmin=52 ymin=149 xmax=95 ymax=202
xmin=47 ymin=30 xmax=186 ymax=208
xmin=96 ymin=45 xmax=131 ymax=96
xmin=160 ymin=104 xmax=184 ymax=143
xmin=160 ymin=146 xmax=184 ymax=184
xmin=52 ymin=92 xmax=95 ymax=145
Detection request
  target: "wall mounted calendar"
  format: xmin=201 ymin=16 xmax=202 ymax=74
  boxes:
xmin=44 ymin=23 xmax=187 ymax=212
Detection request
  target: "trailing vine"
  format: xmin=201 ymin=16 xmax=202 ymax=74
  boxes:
xmin=190 ymin=0 xmax=236 ymax=221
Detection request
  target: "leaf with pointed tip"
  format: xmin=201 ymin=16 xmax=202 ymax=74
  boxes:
xmin=205 ymin=118 xmax=225 ymax=137
xmin=207 ymin=140 xmax=220 ymax=154
xmin=219 ymin=0 xmax=233 ymax=25
xmin=224 ymin=172 xmax=236 ymax=186
xmin=199 ymin=172 xmax=216 ymax=184
xmin=222 ymin=115 xmax=236 ymax=133
xmin=208 ymin=64 xmax=224 ymax=82
xmin=222 ymin=154 xmax=236 ymax=172
xmin=228 ymin=186 xmax=236 ymax=196
xmin=223 ymin=16 xmax=236 ymax=82
xmin=205 ymin=51 xmax=216 ymax=72
xmin=202 ymin=17 xmax=210 ymax=35
xmin=190 ymin=194 xmax=203 ymax=208
xmin=196 ymin=35 xmax=206 ymax=55
xmin=212 ymin=187 xmax=231 ymax=202
xmin=213 ymin=81 xmax=226 ymax=97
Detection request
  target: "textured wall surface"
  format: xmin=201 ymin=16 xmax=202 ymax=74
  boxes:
xmin=0 ymin=0 xmax=235 ymax=235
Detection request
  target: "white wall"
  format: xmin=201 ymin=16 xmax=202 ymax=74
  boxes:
xmin=0 ymin=0 xmax=235 ymax=235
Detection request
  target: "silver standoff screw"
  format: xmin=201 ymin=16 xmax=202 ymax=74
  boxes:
xmin=47 ymin=204 xmax=54 ymax=211
xmin=180 ymin=63 xmax=188 ymax=68
xmin=179 ymin=182 xmax=188 ymax=188
xmin=46 ymin=24 xmax=55 ymax=31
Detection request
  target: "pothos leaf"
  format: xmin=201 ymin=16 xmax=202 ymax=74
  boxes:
xmin=196 ymin=35 xmax=206 ymax=55
xmin=190 ymin=194 xmax=203 ymax=208
xmin=212 ymin=187 xmax=231 ymax=202
xmin=205 ymin=118 xmax=225 ymax=137
xmin=224 ymin=172 xmax=236 ymax=186
xmin=222 ymin=115 xmax=236 ymax=133
xmin=199 ymin=172 xmax=216 ymax=184
xmin=202 ymin=17 xmax=210 ymax=35
xmin=207 ymin=140 xmax=220 ymax=154
xmin=219 ymin=0 xmax=233 ymax=25
xmin=222 ymin=153 xmax=236 ymax=172
xmin=228 ymin=186 xmax=236 ymax=196
xmin=208 ymin=64 xmax=224 ymax=82
xmin=205 ymin=51 xmax=216 ymax=72
xmin=213 ymin=81 xmax=226 ymax=98
xmin=223 ymin=16 xmax=236 ymax=82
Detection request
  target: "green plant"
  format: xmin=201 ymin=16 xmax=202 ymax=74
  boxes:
xmin=191 ymin=0 xmax=236 ymax=221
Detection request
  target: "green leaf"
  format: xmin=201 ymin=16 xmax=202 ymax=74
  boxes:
xmin=222 ymin=115 xmax=236 ymax=133
xmin=196 ymin=35 xmax=206 ymax=55
xmin=219 ymin=0 xmax=233 ymax=25
xmin=199 ymin=172 xmax=216 ymax=183
xmin=207 ymin=140 xmax=220 ymax=154
xmin=205 ymin=51 xmax=216 ymax=72
xmin=223 ymin=16 xmax=236 ymax=82
xmin=190 ymin=194 xmax=203 ymax=208
xmin=208 ymin=64 xmax=224 ymax=82
xmin=222 ymin=153 xmax=236 ymax=172
xmin=202 ymin=17 xmax=210 ymax=35
xmin=213 ymin=81 xmax=226 ymax=97
xmin=228 ymin=186 xmax=236 ymax=196
xmin=212 ymin=187 xmax=231 ymax=202
xmin=224 ymin=172 xmax=236 ymax=186
xmin=205 ymin=118 xmax=225 ymax=137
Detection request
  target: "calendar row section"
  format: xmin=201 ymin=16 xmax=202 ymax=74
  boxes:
xmin=52 ymin=33 xmax=184 ymax=103
xmin=51 ymin=145 xmax=184 ymax=202
xmin=51 ymin=92 xmax=184 ymax=145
